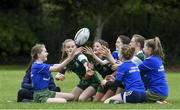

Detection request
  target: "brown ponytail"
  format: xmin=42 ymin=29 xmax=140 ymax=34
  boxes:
xmin=145 ymin=37 xmax=165 ymax=59
xmin=26 ymin=44 xmax=45 ymax=73
xmin=121 ymin=45 xmax=135 ymax=60
xmin=154 ymin=37 xmax=165 ymax=59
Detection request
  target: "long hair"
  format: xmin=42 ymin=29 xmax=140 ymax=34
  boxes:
xmin=61 ymin=39 xmax=75 ymax=61
xmin=26 ymin=44 xmax=45 ymax=73
xmin=121 ymin=45 xmax=135 ymax=61
xmin=145 ymin=37 xmax=165 ymax=59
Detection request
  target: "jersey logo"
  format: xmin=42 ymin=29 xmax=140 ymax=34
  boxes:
xmin=158 ymin=65 xmax=165 ymax=72
xmin=43 ymin=77 xmax=50 ymax=81
xmin=129 ymin=66 xmax=140 ymax=73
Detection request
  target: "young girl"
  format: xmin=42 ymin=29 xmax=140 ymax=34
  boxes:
xmin=30 ymin=44 xmax=80 ymax=103
xmin=129 ymin=34 xmax=145 ymax=65
xmin=111 ymin=35 xmax=130 ymax=64
xmin=84 ymin=39 xmax=116 ymax=102
xmin=138 ymin=37 xmax=168 ymax=103
xmin=17 ymin=70 xmax=60 ymax=102
xmin=100 ymin=36 xmax=130 ymax=94
xmin=55 ymin=39 xmax=100 ymax=101
xmin=129 ymin=34 xmax=147 ymax=89
xmin=104 ymin=45 xmax=146 ymax=104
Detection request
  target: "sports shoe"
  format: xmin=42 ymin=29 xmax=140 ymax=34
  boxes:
xmin=156 ymin=100 xmax=168 ymax=104
xmin=109 ymin=100 xmax=121 ymax=104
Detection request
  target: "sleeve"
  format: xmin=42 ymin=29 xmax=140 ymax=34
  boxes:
xmin=112 ymin=51 xmax=119 ymax=61
xmin=138 ymin=58 xmax=152 ymax=73
xmin=21 ymin=72 xmax=33 ymax=90
xmin=38 ymin=64 xmax=51 ymax=74
xmin=77 ymin=54 xmax=88 ymax=64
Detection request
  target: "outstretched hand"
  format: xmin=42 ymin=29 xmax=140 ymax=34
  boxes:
xmin=83 ymin=46 xmax=94 ymax=56
xmin=101 ymin=46 xmax=111 ymax=56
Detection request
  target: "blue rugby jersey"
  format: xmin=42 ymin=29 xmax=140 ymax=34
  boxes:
xmin=31 ymin=63 xmax=52 ymax=91
xmin=112 ymin=51 xmax=120 ymax=61
xmin=115 ymin=60 xmax=145 ymax=92
xmin=138 ymin=56 xmax=168 ymax=97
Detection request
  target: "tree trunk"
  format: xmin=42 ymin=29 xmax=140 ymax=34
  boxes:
xmin=94 ymin=14 xmax=104 ymax=41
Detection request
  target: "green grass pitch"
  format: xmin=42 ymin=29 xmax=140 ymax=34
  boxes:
xmin=0 ymin=65 xmax=180 ymax=109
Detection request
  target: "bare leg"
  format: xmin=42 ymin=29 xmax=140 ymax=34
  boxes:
xmin=71 ymin=86 xmax=83 ymax=101
xmin=101 ymin=89 xmax=115 ymax=102
xmin=55 ymin=92 xmax=74 ymax=101
xmin=79 ymin=86 xmax=96 ymax=101
xmin=47 ymin=98 xmax=67 ymax=103
xmin=116 ymin=87 xmax=124 ymax=94
xmin=93 ymin=92 xmax=104 ymax=102
xmin=104 ymin=94 xmax=123 ymax=104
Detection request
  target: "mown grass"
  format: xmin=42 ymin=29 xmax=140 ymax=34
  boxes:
xmin=0 ymin=65 xmax=180 ymax=109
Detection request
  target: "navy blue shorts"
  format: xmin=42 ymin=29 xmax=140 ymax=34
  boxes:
xmin=121 ymin=91 xmax=146 ymax=103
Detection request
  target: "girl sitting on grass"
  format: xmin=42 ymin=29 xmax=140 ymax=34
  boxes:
xmin=138 ymin=37 xmax=168 ymax=104
xmin=84 ymin=39 xmax=116 ymax=102
xmin=104 ymin=45 xmax=146 ymax=104
xmin=55 ymin=39 xmax=100 ymax=101
xmin=29 ymin=44 xmax=81 ymax=103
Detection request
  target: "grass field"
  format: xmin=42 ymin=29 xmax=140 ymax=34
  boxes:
xmin=0 ymin=65 xmax=180 ymax=109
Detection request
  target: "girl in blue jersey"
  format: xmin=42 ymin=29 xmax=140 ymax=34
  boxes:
xmin=129 ymin=34 xmax=147 ymax=89
xmin=100 ymin=36 xmax=130 ymax=94
xmin=17 ymin=70 xmax=60 ymax=102
xmin=129 ymin=34 xmax=145 ymax=65
xmin=138 ymin=37 xmax=168 ymax=104
xmin=84 ymin=39 xmax=116 ymax=102
xmin=55 ymin=39 xmax=100 ymax=101
xmin=111 ymin=35 xmax=130 ymax=70
xmin=112 ymin=35 xmax=130 ymax=61
xmin=104 ymin=45 xmax=146 ymax=104
xmin=30 ymin=44 xmax=81 ymax=103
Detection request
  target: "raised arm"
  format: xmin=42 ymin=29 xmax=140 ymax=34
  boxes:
xmin=101 ymin=46 xmax=116 ymax=64
xmin=49 ymin=47 xmax=82 ymax=72
xmin=84 ymin=46 xmax=107 ymax=65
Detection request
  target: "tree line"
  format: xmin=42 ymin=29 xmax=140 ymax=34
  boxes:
xmin=0 ymin=0 xmax=180 ymax=66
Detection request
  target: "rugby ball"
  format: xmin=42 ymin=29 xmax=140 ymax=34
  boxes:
xmin=74 ymin=28 xmax=90 ymax=46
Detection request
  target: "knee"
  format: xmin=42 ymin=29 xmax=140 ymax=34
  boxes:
xmin=66 ymin=93 xmax=74 ymax=101
xmin=69 ymin=94 xmax=75 ymax=101
xmin=18 ymin=89 xmax=27 ymax=96
xmin=17 ymin=89 xmax=29 ymax=102
xmin=78 ymin=95 xmax=87 ymax=101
